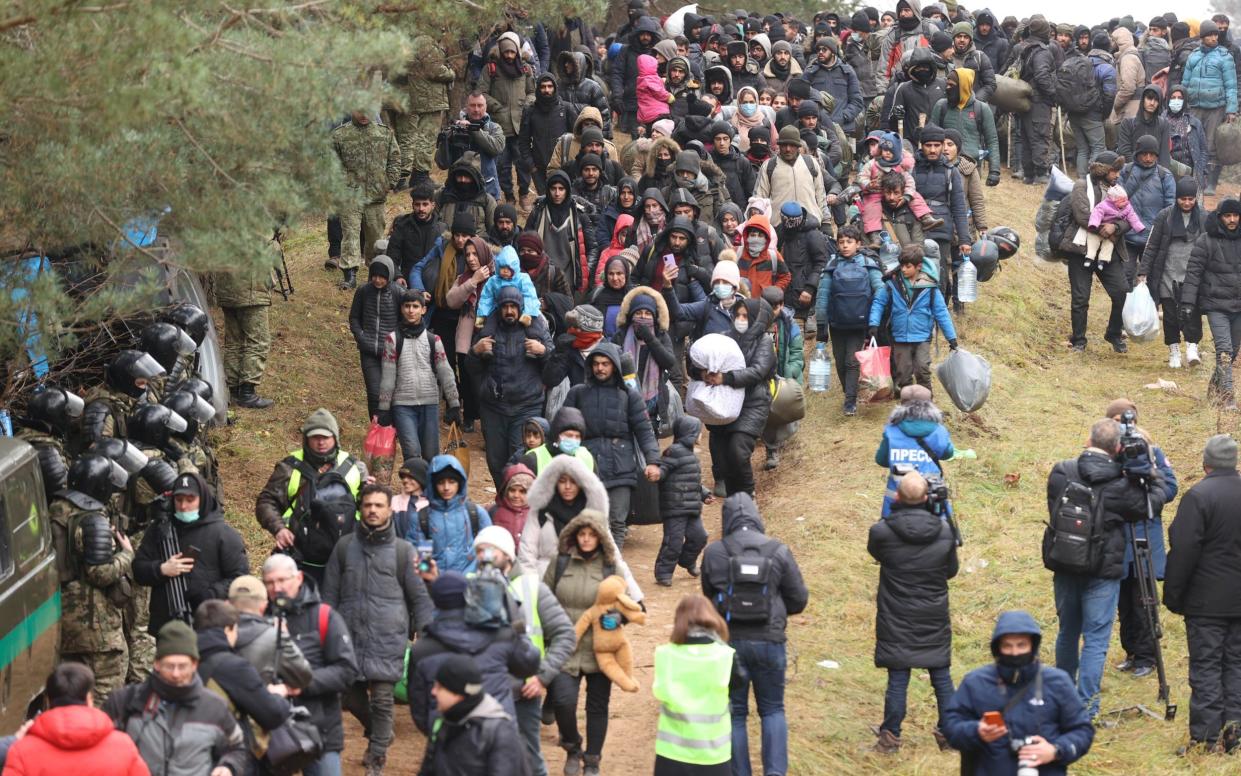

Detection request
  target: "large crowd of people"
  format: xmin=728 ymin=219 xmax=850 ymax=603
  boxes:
xmin=7 ymin=3 xmax=1241 ymax=776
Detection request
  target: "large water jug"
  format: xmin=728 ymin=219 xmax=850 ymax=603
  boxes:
xmin=809 ymin=343 xmax=831 ymax=393
xmin=957 ymin=255 xmax=978 ymax=303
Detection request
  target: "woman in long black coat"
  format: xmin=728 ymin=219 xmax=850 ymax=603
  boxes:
xmin=866 ymin=473 xmax=959 ymax=752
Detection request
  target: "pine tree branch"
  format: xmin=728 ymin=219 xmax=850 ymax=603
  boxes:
xmin=89 ymin=207 xmax=169 ymax=265
xmin=0 ymin=2 xmax=130 ymax=32
xmin=172 ymin=115 xmax=242 ymax=187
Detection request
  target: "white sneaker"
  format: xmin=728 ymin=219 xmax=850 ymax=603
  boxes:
xmin=1186 ymin=343 xmax=1201 ymax=366
xmin=1169 ymin=344 xmax=1182 ymax=369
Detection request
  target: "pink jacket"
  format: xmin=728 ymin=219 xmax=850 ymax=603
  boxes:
xmin=857 ymin=151 xmax=916 ymax=194
xmin=636 ymin=54 xmax=672 ymax=123
xmin=1089 ymin=199 xmax=1145 ymax=234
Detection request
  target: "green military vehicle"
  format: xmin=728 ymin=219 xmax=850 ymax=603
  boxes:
xmin=0 ymin=438 xmax=60 ymax=729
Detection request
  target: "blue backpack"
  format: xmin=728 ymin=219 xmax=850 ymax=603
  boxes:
xmin=826 ymin=257 xmax=873 ymax=330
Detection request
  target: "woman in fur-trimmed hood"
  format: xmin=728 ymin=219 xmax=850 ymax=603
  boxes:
xmin=518 ymin=453 xmax=608 ymax=576
xmin=614 ymin=285 xmax=678 ymax=410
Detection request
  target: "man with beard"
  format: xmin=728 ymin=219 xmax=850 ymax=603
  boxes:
xmin=972 ymin=9 xmax=1009 ymax=81
xmin=885 ymin=48 xmax=945 ymax=143
xmin=570 ymin=153 xmax=617 ymax=244
xmin=487 ymin=203 xmax=521 ymax=250
xmin=611 ymin=15 xmax=663 ymax=136
xmin=479 ymin=32 xmax=536 ymax=208
xmin=804 ymin=37 xmax=864 ymax=134
xmin=387 ymin=183 xmax=444 ymax=285
xmin=878 ymin=0 xmax=937 ymax=91
xmin=518 ymin=74 xmax=576 ymax=196
xmin=1017 ymin=17 xmax=1057 ymax=185
xmin=950 ymin=22 xmax=996 ymax=104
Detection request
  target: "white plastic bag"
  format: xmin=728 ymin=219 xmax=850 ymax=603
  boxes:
xmin=935 ymin=349 xmax=992 ymax=413
xmin=662 ymin=4 xmax=697 ymax=36
xmin=685 ymin=334 xmax=746 ymax=425
xmin=1122 ymin=283 xmax=1161 ymax=342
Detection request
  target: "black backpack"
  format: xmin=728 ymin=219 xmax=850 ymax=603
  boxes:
xmin=298 ymin=471 xmax=358 ymax=566
xmin=1055 ymin=53 xmax=1102 ymax=116
xmin=1042 ymin=461 xmax=1107 ymax=575
xmin=720 ymin=537 xmax=781 ymax=623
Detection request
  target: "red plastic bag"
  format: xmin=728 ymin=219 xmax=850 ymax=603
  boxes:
xmin=364 ymin=417 xmax=397 ymax=483
xmin=855 ymin=339 xmax=894 ymax=403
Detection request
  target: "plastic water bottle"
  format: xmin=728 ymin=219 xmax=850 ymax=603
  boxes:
xmin=809 ymin=343 xmax=832 ymax=393
xmin=957 ymin=255 xmax=978 ymax=302
xmin=878 ymin=232 xmax=900 ymax=273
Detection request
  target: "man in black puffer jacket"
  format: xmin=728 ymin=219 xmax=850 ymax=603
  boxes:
xmin=867 ymin=472 xmax=959 ymax=753
xmin=562 ymin=342 xmax=661 ymax=548
xmin=1045 ymin=418 xmax=1165 ymax=719
xmin=518 ymin=74 xmax=577 ymax=196
xmin=774 ymin=202 xmax=830 ymax=321
xmin=654 ymin=415 xmax=708 ymax=585
xmin=1182 ymin=199 xmax=1241 ymax=410
xmin=348 ymin=254 xmax=401 ymax=418
xmin=417 ymin=655 xmax=528 ymax=776
xmin=193 ymin=599 xmax=292 ymax=772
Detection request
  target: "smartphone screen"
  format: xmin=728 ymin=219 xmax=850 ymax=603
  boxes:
xmin=663 ymin=253 xmax=676 ymax=270
xmin=182 ymin=545 xmax=202 ymax=562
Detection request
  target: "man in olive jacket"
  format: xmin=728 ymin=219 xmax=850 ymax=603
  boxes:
xmin=1164 ymin=434 xmax=1241 ymax=751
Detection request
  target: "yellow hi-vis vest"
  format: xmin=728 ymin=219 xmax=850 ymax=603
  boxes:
xmin=281 ymin=449 xmax=362 ymax=523
xmin=653 ymin=641 xmax=734 ymax=765
xmin=508 ymin=572 xmax=545 ymax=656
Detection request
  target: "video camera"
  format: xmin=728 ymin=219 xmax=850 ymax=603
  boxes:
xmin=890 ymin=465 xmax=961 ymax=545
xmin=1118 ymin=409 xmax=1147 ymax=461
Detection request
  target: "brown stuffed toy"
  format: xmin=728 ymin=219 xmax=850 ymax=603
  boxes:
xmin=573 ymin=575 xmax=646 ymax=692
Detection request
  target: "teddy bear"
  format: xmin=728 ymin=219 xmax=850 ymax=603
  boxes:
xmin=573 ymin=575 xmax=646 ymax=692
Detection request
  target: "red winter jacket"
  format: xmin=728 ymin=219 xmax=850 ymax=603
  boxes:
xmin=2 ymin=704 xmax=149 ymax=776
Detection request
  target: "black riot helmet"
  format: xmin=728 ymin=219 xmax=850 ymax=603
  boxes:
xmin=162 ymin=390 xmax=215 ymax=441
xmin=162 ymin=303 xmax=210 ymax=346
xmin=140 ymin=322 xmax=196 ymax=372
xmin=105 ymin=350 xmax=166 ymax=397
xmin=22 ymin=386 xmax=85 ymax=435
xmin=68 ymin=454 xmax=128 ymax=502
xmin=171 ymin=378 xmax=213 ymax=402
xmin=128 ymin=404 xmax=189 ymax=450
xmin=89 ymin=438 xmax=150 ymax=474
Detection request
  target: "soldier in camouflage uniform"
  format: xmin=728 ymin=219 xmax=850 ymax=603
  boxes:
xmin=332 ymin=111 xmax=401 ymax=290
xmin=51 ymin=454 xmax=136 ymax=703
xmin=14 ymin=386 xmax=83 ymax=501
xmin=81 ymin=350 xmax=165 ymax=448
xmin=394 ymin=35 xmax=455 ymax=191
xmin=210 ymin=243 xmax=276 ymax=408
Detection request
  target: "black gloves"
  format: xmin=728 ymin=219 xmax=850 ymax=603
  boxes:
xmin=817 ymin=329 xmax=828 ymax=344
xmin=444 ymin=406 xmax=462 ymax=427
xmin=986 ymin=169 xmax=1001 ymax=187
xmin=949 ymin=339 xmax=959 ymax=351
xmin=866 ymin=326 xmax=879 ymax=342
xmin=555 ymin=333 xmax=576 ymax=350
xmin=891 ymin=104 xmax=906 ymax=121
xmin=375 ymin=410 xmax=392 ymax=427
xmin=635 ymin=324 xmax=655 ymax=342
xmin=1123 ymin=451 xmax=1153 ymax=479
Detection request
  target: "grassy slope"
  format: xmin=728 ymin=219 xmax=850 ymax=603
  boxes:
xmin=212 ymin=181 xmax=1241 ymax=774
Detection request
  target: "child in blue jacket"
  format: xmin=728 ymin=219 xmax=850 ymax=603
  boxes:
xmin=474 ymin=245 xmax=541 ymax=326
xmin=868 ymin=243 xmax=958 ymax=391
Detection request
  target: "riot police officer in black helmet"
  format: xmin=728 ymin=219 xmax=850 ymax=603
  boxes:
xmin=15 ymin=386 xmax=85 ymax=498
xmin=82 ymin=350 xmax=165 ymax=444
xmin=140 ymin=322 xmax=197 ymax=401
xmin=161 ymin=390 xmax=220 ymax=496
xmin=162 ymin=303 xmax=210 ymax=349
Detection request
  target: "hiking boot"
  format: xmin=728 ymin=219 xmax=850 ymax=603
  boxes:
xmin=1032 ymin=174 xmax=1050 ymax=186
xmin=1105 ymin=335 xmax=1128 ymax=353
xmin=918 ymin=213 xmax=945 ymax=231
xmin=324 ymin=255 xmax=341 ymax=270
xmin=463 ymin=420 xmax=476 ymax=433
xmin=394 ymin=175 xmax=409 ymax=192
xmin=932 ymin=727 xmax=953 ymax=752
xmin=1187 ymin=343 xmax=1202 ymax=365
xmin=764 ymin=449 xmax=780 ymax=470
xmin=1070 ymin=343 xmax=1086 ymax=353
xmin=1205 ymin=181 xmax=1218 ymax=197
xmin=655 ymin=577 xmax=673 ymax=587
xmin=684 ymin=563 xmax=700 ymax=577
xmin=843 ymin=400 xmax=858 ymax=416
xmin=410 ymin=170 xmax=431 ymax=190
xmin=712 ymin=481 xmax=727 ymax=497
xmin=582 ymin=755 xmax=601 ymax=776
xmin=1169 ymin=343 xmax=1182 ymax=369
xmin=1131 ymin=665 xmax=1155 ymax=678
xmin=562 ymin=749 xmax=583 ymax=776
xmin=338 ymin=268 xmax=357 ymax=290
xmin=363 ymin=754 xmax=386 ymax=776
xmin=235 ymin=383 xmax=273 ymax=409
xmin=872 ymin=729 xmax=901 ymax=754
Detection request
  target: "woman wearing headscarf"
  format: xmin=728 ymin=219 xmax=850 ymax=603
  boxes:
xmin=445 ymin=236 xmax=495 ymax=430
xmin=613 ymin=286 xmax=678 ymax=417
xmin=634 ymin=188 xmax=671 ymax=252
xmin=488 ymin=462 xmax=534 ymax=545
xmin=728 ymin=85 xmax=777 ymax=153
xmin=595 ymin=176 xmax=641 ymax=251
xmin=590 ymin=253 xmax=635 ymax=338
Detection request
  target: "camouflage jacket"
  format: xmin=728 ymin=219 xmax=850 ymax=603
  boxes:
xmin=407 ymin=36 xmax=455 ymax=112
xmin=332 ymin=120 xmax=401 ymax=203
xmin=15 ymin=427 xmax=69 ymax=496
xmin=81 ymin=385 xmax=140 ymax=446
xmin=50 ymin=493 xmax=133 ymax=653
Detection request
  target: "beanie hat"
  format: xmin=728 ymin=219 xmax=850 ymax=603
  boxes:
xmin=777 ymin=125 xmax=802 ymax=145
xmin=571 ymin=304 xmax=604 ymax=333
xmin=580 ymin=126 xmax=605 ymax=145
xmin=1093 ymin=150 xmax=1122 ymax=169
xmin=796 ymin=100 xmax=819 ymax=118
xmin=1218 ymin=198 xmax=1241 ymax=217
xmin=785 ymin=78 xmax=813 ymax=100
xmin=473 ymin=524 xmax=516 ymax=563
xmin=900 ymin=384 xmax=933 ymax=403
xmin=516 ymin=231 xmax=544 ymax=253
xmin=579 ymin=152 xmax=603 ymax=171
xmin=156 ymin=620 xmax=199 ymax=660
xmin=1200 ymin=20 xmax=1219 ymax=37
xmin=920 ymin=123 xmax=946 ymax=143
xmin=943 ymin=128 xmax=964 ymax=150
xmin=748 ymin=125 xmax=770 ymax=145
xmin=301 ymin=408 xmax=340 ymax=439
xmin=674 ymin=149 xmax=701 ymax=175
xmin=930 ymin=31 xmax=953 ymax=52
xmin=1149 ymin=16 xmax=1168 ymax=29
xmin=799 ymin=129 xmax=819 ymax=150
xmin=629 ymin=293 xmax=659 ymax=322
xmin=952 ymin=21 xmax=973 ymax=38
xmin=1205 ymin=434 xmax=1239 ymax=469
xmin=651 ymin=118 xmax=675 ymax=138
xmin=760 ymin=285 xmax=784 ymax=308
xmin=1056 ymin=23 xmax=1075 ymax=36
xmin=1176 ymin=177 xmax=1199 ymax=199
xmin=431 ymin=571 xmax=468 ymax=609
xmin=228 ymin=575 xmax=266 ymax=604
xmin=1028 ymin=16 xmax=1051 ymax=41
xmin=1135 ymin=135 xmax=1159 ymax=156
xmin=815 ymin=36 xmax=839 ymax=54
xmin=772 ymin=39 xmax=792 ymax=54
xmin=851 ymin=12 xmax=872 ymax=32
xmin=494 ymin=203 xmax=518 ymax=225
xmin=399 ymin=456 xmax=429 ymax=488
xmin=710 ymin=120 xmax=732 ymax=139
xmin=435 ymin=654 xmax=484 ymax=697
xmin=451 ymin=210 xmax=477 ymax=236
xmin=712 ymin=259 xmax=741 ymax=286
xmin=1170 ymin=22 xmax=1190 ymax=43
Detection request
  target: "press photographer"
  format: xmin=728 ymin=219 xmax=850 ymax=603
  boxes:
xmin=1103 ymin=399 xmax=1178 ymax=683
xmin=437 ymin=92 xmax=505 ymax=201
xmin=1044 ymin=419 xmax=1167 ymax=719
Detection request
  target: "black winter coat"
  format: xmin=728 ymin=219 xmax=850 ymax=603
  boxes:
xmin=280 ymin=582 xmax=358 ymax=753
xmin=1164 ymin=469 xmax=1241 ymax=617
xmin=562 ymin=342 xmax=660 ymax=488
xmin=775 ymin=213 xmax=830 ymax=310
xmin=322 ymin=519 xmax=435 ymax=682
xmin=712 ymin=147 xmax=756 ymax=210
xmin=714 ymin=299 xmax=776 ymax=437
xmin=913 ymin=154 xmax=970 ymax=244
xmin=556 ymin=51 xmax=611 ymax=138
xmin=542 ymin=339 xmax=589 ymax=387
xmin=388 ymin=214 xmax=446 ymax=282
xmin=658 ymin=416 xmax=704 ymax=518
xmin=197 ymin=627 xmax=291 ymax=732
xmin=701 ymin=494 xmax=808 ymax=643
xmin=1045 ymin=450 xmax=1164 ymax=580
xmin=416 ymin=694 xmax=528 ymax=776
xmin=1020 ymin=39 xmax=1057 ymax=103
xmin=519 ymin=97 xmax=577 ymax=173
xmin=468 ymin=291 xmax=553 ymax=410
xmin=1138 ymin=204 xmax=1205 ymax=296
xmin=348 ymin=256 xmax=401 ymax=358
xmin=867 ymin=505 xmax=958 ymax=669
xmin=1183 ymin=213 xmax=1241 ymax=314
xmin=133 ymin=475 xmax=249 ymax=635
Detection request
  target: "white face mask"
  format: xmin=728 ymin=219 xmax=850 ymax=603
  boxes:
xmin=746 ymin=234 xmax=767 ymax=256
xmin=734 ymin=317 xmax=749 ymax=333
xmin=1168 ymin=98 xmax=1184 ymax=113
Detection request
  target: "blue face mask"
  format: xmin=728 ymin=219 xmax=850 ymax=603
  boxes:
xmin=739 ymin=102 xmax=758 ymax=117
xmin=558 ymin=436 xmax=581 ymax=454
xmin=714 ymin=282 xmax=735 ymax=299
xmin=174 ymin=510 xmax=200 ymax=524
